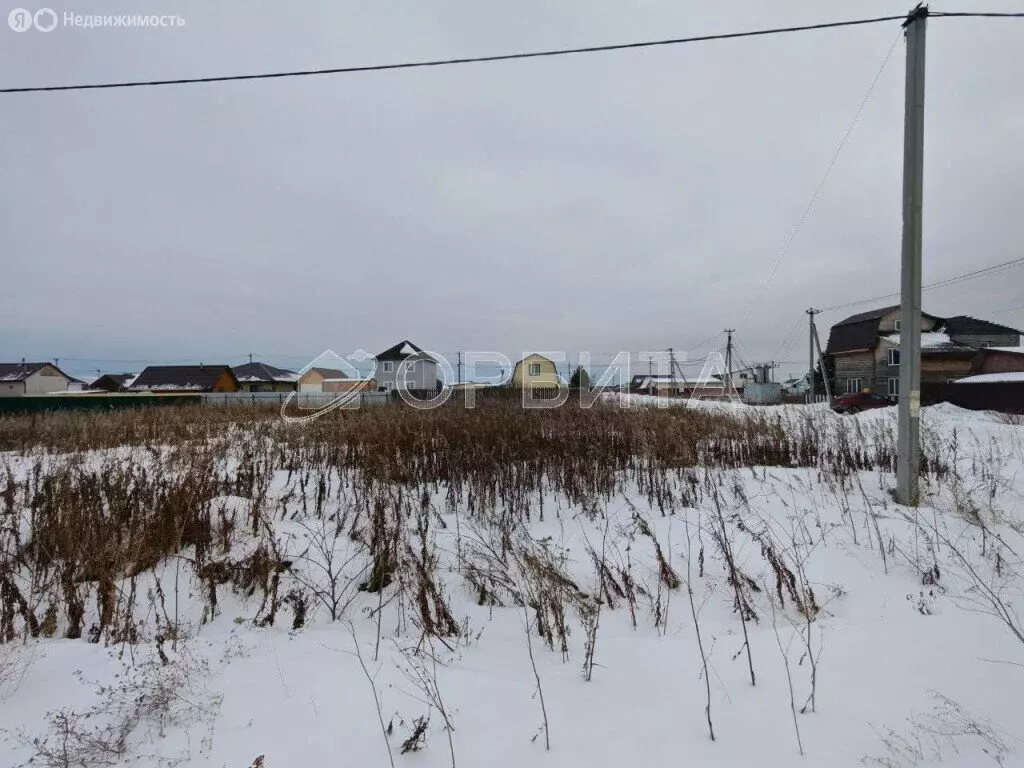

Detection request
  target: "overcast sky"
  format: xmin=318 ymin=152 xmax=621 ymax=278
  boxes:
xmin=1 ymin=0 xmax=1022 ymax=381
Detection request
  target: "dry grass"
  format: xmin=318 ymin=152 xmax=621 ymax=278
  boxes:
xmin=0 ymin=400 xmax=938 ymax=648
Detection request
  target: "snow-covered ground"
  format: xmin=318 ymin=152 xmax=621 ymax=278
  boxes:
xmin=1 ymin=403 xmax=1022 ymax=768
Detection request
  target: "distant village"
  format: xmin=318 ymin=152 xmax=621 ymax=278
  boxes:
xmin=1 ymin=307 xmax=1022 ymax=408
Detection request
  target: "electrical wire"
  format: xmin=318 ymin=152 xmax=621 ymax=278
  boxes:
xmin=821 ymin=256 xmax=1024 ymax=313
xmin=739 ymin=27 xmax=902 ymax=325
xmin=931 ymin=11 xmax=1024 ymax=19
xmin=0 ymin=15 xmax=909 ymax=94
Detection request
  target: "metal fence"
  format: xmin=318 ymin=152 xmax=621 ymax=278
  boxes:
xmin=201 ymin=391 xmax=389 ymax=407
xmin=920 ymin=381 xmax=1024 ymax=415
xmin=0 ymin=393 xmax=200 ymax=415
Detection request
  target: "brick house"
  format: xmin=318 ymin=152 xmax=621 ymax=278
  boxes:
xmin=824 ymin=306 xmax=1021 ymax=398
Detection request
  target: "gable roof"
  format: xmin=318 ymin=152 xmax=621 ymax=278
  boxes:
xmin=90 ymin=373 xmax=135 ymax=390
xmin=941 ymin=315 xmax=1021 ymax=337
xmin=630 ymin=374 xmax=723 ymax=388
xmin=376 ymin=340 xmax=436 ymax=362
xmin=833 ymin=305 xmax=901 ymax=327
xmin=826 ymin=306 xmax=944 ymax=355
xmin=129 ymin=365 xmax=237 ymax=391
xmin=233 ymin=362 xmax=299 ymax=383
xmin=0 ymin=362 xmax=71 ymax=382
xmin=304 ymin=367 xmax=348 ymax=380
xmin=516 ymin=353 xmax=556 ymax=366
xmin=824 ymin=320 xmax=881 ymax=355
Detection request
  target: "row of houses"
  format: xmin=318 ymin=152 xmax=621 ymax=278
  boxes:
xmin=0 ymin=342 xmax=593 ymax=397
xmin=5 ymin=310 xmax=1021 ymax=400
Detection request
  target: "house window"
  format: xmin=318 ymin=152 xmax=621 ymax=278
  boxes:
xmin=887 ymin=349 xmax=900 ymax=366
xmin=846 ymin=378 xmax=863 ymax=394
xmin=383 ymin=362 xmax=394 ymax=373
xmin=888 ymin=378 xmax=899 ymax=397
xmin=529 ymin=363 xmax=542 ymax=376
xmin=894 ymin=319 xmax=901 ymax=332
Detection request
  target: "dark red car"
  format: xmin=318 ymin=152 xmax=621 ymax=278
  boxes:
xmin=830 ymin=391 xmax=894 ymax=414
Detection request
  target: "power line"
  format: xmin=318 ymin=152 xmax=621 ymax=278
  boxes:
xmin=821 ymin=256 xmax=1024 ymax=313
xmin=772 ymin=316 xmax=805 ymax=359
xmin=0 ymin=15 xmax=910 ymax=94
xmin=931 ymin=11 xmax=1024 ymax=19
xmin=740 ymin=27 xmax=902 ymax=324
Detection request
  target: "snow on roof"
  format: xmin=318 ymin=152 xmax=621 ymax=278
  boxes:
xmin=237 ymin=373 xmax=299 ymax=383
xmin=132 ymin=382 xmax=208 ymax=391
xmin=638 ymin=376 xmax=724 ymax=387
xmin=883 ymin=331 xmax=956 ymax=348
xmin=954 ymin=372 xmax=1024 ymax=384
xmin=989 ymin=346 xmax=1024 ymax=354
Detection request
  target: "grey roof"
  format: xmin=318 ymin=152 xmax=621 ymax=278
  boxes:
xmin=825 ymin=320 xmax=881 ymax=355
xmin=826 ymin=306 xmax=943 ymax=355
xmin=306 ymin=367 xmax=348 ymax=379
xmin=129 ymin=365 xmax=237 ymax=391
xmin=233 ymin=362 xmax=298 ymax=382
xmin=376 ymin=340 xmax=436 ymax=362
xmin=942 ymin=315 xmax=1022 ymax=337
xmin=92 ymin=373 xmax=134 ymax=389
xmin=827 ymin=305 xmax=1021 ymax=357
xmin=0 ymin=362 xmax=71 ymax=382
xmin=833 ymin=305 xmax=901 ymax=327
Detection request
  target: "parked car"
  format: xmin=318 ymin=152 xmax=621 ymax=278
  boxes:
xmin=830 ymin=391 xmax=893 ymax=414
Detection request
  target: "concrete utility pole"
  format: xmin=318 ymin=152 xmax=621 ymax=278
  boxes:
xmin=806 ymin=308 xmax=821 ymax=401
xmin=668 ymin=347 xmax=678 ymax=395
xmin=897 ymin=4 xmax=928 ymax=507
xmin=723 ymin=329 xmax=735 ymax=394
xmin=810 ymin=322 xmax=832 ymax=400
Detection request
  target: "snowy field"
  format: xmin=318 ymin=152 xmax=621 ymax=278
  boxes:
xmin=0 ymin=401 xmax=1022 ymax=768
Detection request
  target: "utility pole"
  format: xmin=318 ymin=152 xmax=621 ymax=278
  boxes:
xmin=897 ymin=4 xmax=928 ymax=507
xmin=806 ymin=308 xmax=820 ymax=401
xmin=668 ymin=347 xmax=679 ymax=396
xmin=810 ymin=322 xmax=832 ymax=400
xmin=457 ymin=351 xmax=463 ymax=385
xmin=723 ymin=329 xmax=735 ymax=395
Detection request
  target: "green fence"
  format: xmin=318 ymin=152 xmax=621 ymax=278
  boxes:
xmin=0 ymin=394 xmax=202 ymax=415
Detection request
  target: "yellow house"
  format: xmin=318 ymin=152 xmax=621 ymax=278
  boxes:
xmin=511 ymin=354 xmax=561 ymax=390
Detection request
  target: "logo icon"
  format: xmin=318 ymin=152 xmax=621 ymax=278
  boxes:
xmin=33 ymin=7 xmax=56 ymax=31
xmin=8 ymin=7 xmax=31 ymax=31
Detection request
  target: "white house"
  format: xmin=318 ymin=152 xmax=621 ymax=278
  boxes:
xmin=0 ymin=362 xmax=74 ymax=397
xmin=781 ymin=374 xmax=811 ymax=395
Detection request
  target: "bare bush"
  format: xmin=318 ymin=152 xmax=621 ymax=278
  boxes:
xmin=18 ymin=642 xmax=221 ymax=768
xmin=863 ymin=692 xmax=1013 ymax=767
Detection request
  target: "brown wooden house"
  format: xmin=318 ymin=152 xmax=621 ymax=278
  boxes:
xmin=824 ymin=306 xmax=1021 ymax=398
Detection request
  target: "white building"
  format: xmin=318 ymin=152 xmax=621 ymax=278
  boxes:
xmin=0 ymin=362 xmax=73 ymax=396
